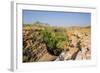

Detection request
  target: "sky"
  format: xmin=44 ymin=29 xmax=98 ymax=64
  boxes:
xmin=23 ymin=10 xmax=91 ymax=27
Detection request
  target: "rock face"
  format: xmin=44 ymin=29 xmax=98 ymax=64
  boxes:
xmin=23 ymin=24 xmax=91 ymax=62
xmin=55 ymin=28 xmax=91 ymax=61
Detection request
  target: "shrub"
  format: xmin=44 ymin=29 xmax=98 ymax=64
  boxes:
xmin=41 ymin=30 xmax=67 ymax=56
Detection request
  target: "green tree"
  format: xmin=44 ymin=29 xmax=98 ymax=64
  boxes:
xmin=41 ymin=30 xmax=67 ymax=56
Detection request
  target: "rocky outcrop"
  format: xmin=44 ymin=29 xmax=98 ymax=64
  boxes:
xmin=23 ymin=24 xmax=91 ymax=62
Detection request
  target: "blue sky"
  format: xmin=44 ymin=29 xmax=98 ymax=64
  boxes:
xmin=23 ymin=10 xmax=91 ymax=27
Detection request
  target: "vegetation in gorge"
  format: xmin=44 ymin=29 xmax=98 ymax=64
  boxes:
xmin=23 ymin=22 xmax=91 ymax=62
